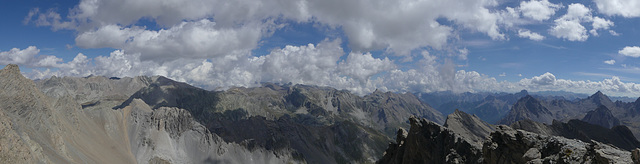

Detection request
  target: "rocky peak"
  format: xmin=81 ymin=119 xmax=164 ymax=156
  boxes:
xmin=517 ymin=90 xmax=529 ymax=96
xmin=587 ymin=91 xmax=614 ymax=107
xmin=1 ymin=64 xmax=20 ymax=74
xmin=444 ymin=109 xmax=495 ymax=148
xmin=582 ymin=105 xmax=621 ymax=129
xmin=0 ymin=64 xmax=30 ymax=86
xmin=378 ymin=116 xmax=482 ymax=164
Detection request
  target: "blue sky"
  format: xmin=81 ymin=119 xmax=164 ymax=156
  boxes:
xmin=2 ymin=0 xmax=640 ymax=96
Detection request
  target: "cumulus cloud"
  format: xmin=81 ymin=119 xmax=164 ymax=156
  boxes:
xmin=590 ymin=17 xmax=614 ymax=36
xmin=604 ymin=60 xmax=616 ymax=65
xmin=19 ymin=0 xmax=640 ymax=97
xmin=523 ymin=72 xmax=557 ymax=86
xmin=594 ymin=0 xmax=640 ymax=18
xmin=338 ymin=52 xmax=395 ymax=84
xmin=519 ymin=0 xmax=562 ymax=21
xmin=517 ymin=29 xmax=545 ymax=41
xmin=549 ymin=3 xmax=614 ymax=41
xmin=549 ymin=19 xmax=588 ymax=41
xmin=0 ymin=46 xmax=40 ymax=65
xmin=517 ymin=72 xmax=640 ymax=96
xmin=549 ymin=3 xmax=590 ymax=41
xmin=75 ymin=20 xmax=265 ymax=61
xmin=25 ymin=0 xmax=517 ymax=60
xmin=619 ymin=46 xmax=640 ymax=58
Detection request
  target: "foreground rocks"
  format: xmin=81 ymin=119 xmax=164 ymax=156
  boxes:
xmin=379 ymin=115 xmax=635 ymax=164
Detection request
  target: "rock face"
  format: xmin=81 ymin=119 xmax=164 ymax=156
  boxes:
xmin=443 ymin=109 xmax=495 ymax=148
xmin=378 ymin=116 xmax=482 ymax=164
xmin=499 ymin=95 xmax=554 ymax=125
xmin=483 ymin=125 xmax=633 ymax=164
xmin=582 ymin=105 xmax=621 ymax=128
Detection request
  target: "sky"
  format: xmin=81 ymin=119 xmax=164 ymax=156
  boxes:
xmin=2 ymin=0 xmax=640 ymax=97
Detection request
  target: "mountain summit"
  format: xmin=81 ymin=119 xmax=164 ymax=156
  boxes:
xmin=582 ymin=105 xmax=621 ymax=129
xmin=586 ymin=91 xmax=614 ymax=108
xmin=499 ymin=95 xmax=554 ymax=125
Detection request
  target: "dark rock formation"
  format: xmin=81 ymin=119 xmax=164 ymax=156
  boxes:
xmin=378 ymin=116 xmax=482 ymax=164
xmin=582 ymin=105 xmax=621 ymax=128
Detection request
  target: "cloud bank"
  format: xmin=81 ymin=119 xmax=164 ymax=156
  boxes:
xmin=12 ymin=0 xmax=640 ymax=97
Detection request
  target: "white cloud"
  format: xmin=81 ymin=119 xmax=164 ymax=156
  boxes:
xmin=590 ymin=17 xmax=614 ymax=36
xmin=619 ymin=46 xmax=640 ymax=58
xmin=594 ymin=0 xmax=640 ymax=18
xmin=75 ymin=20 xmax=265 ymax=62
xmin=517 ymin=72 xmax=640 ymax=96
xmin=609 ymin=30 xmax=620 ymax=36
xmin=517 ymin=29 xmax=545 ymax=41
xmin=0 ymin=46 xmax=40 ymax=65
xmin=549 ymin=19 xmax=588 ymax=41
xmin=548 ymin=3 xmax=614 ymax=41
xmin=519 ymin=0 xmax=562 ymax=21
xmin=26 ymin=0 xmax=516 ymax=60
xmin=604 ymin=60 xmax=616 ymax=65
xmin=499 ymin=72 xmax=506 ymax=76
xmin=23 ymin=8 xmax=75 ymax=31
xmin=339 ymin=52 xmax=395 ymax=84
xmin=523 ymin=72 xmax=557 ymax=86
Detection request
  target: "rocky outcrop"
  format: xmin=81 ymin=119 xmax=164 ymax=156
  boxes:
xmin=378 ymin=116 xmax=483 ymax=164
xmin=483 ymin=125 xmax=633 ymax=163
xmin=582 ymin=105 xmax=621 ymax=128
xmin=379 ymin=116 xmax=635 ymax=164
xmin=512 ymin=119 xmax=640 ymax=151
xmin=444 ymin=109 xmax=495 ymax=148
xmin=499 ymin=95 xmax=554 ymax=125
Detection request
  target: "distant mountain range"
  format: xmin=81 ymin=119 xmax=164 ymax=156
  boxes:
xmin=1 ymin=64 xmax=639 ymax=163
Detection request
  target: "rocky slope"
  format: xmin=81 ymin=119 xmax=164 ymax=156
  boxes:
xmin=0 ymin=64 xmax=136 ymax=163
xmin=0 ymin=64 xmax=300 ymax=164
xmin=443 ymin=109 xmax=495 ymax=148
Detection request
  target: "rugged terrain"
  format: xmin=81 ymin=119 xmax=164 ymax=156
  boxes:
xmin=4 ymin=63 xmax=640 ymax=163
xmin=379 ymin=112 xmax=637 ymax=164
xmin=0 ymin=64 xmax=300 ymax=163
xmin=1 ymin=64 xmax=449 ymax=163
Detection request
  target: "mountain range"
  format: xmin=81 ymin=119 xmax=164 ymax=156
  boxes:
xmin=1 ymin=64 xmax=640 ymax=163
